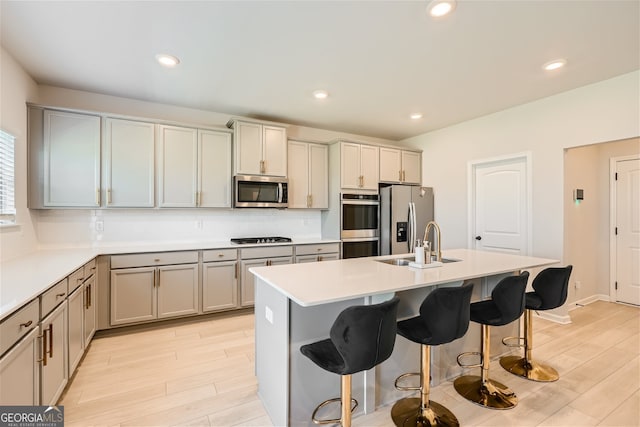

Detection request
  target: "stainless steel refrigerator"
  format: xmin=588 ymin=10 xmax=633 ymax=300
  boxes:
xmin=380 ymin=185 xmax=434 ymax=255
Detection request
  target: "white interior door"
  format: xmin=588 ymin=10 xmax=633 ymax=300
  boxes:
xmin=614 ymin=157 xmax=640 ymax=305
xmin=471 ymin=155 xmax=530 ymax=254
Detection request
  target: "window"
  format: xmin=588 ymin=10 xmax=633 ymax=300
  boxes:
xmin=0 ymin=130 xmax=16 ymax=224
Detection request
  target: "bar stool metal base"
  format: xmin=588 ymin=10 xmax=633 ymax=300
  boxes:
xmin=391 ymin=397 xmax=459 ymax=427
xmin=499 ymin=355 xmax=560 ymax=382
xmin=453 ymin=375 xmax=517 ymax=410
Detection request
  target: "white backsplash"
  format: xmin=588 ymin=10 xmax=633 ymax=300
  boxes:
xmin=34 ymin=209 xmax=322 ymax=248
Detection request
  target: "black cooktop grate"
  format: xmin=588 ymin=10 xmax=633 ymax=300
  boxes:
xmin=230 ymin=237 xmax=292 ymax=244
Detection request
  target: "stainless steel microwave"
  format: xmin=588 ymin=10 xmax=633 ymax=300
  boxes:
xmin=234 ymin=175 xmax=288 ymax=208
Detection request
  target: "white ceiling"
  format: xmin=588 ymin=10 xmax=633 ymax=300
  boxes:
xmin=1 ymin=1 xmax=638 ymax=141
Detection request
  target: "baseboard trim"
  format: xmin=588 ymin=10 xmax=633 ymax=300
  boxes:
xmin=535 ymin=294 xmax=613 ymax=324
xmin=534 ymin=310 xmax=571 ymax=324
xmin=569 ymin=294 xmax=611 ymax=311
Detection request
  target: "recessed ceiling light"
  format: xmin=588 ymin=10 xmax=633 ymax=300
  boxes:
xmin=155 ymin=54 xmax=180 ymax=68
xmin=543 ymin=59 xmax=567 ymax=71
xmin=427 ymin=0 xmax=456 ymax=17
xmin=313 ymin=90 xmax=329 ymax=99
xmin=410 ymin=113 xmax=423 ymax=120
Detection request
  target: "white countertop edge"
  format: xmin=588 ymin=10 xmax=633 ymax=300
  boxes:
xmin=250 ymin=249 xmax=559 ymax=307
xmin=0 ymin=238 xmax=341 ymax=321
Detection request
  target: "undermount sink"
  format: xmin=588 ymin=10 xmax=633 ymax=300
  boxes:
xmin=376 ymin=256 xmax=462 ymax=266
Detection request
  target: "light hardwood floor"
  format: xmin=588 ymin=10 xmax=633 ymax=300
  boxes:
xmin=60 ymin=301 xmax=639 ymax=426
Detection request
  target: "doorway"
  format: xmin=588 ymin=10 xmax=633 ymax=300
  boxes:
xmin=468 ymin=153 xmax=532 ymax=255
xmin=610 ymin=155 xmax=640 ymax=306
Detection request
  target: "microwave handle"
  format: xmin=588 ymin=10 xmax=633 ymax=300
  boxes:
xmin=277 ymin=183 xmax=282 ymax=203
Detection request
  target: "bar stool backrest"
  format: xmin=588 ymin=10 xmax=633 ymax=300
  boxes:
xmin=531 ymin=266 xmax=573 ymax=310
xmin=491 ymin=272 xmax=530 ymax=326
xmin=329 ymin=296 xmax=400 ymax=375
xmin=419 ymin=284 xmax=474 ymax=345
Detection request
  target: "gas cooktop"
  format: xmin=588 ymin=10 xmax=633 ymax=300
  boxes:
xmin=230 ymin=237 xmax=292 ymax=244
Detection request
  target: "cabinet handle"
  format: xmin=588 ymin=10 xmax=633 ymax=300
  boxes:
xmin=403 ymin=170 xmax=406 ymax=182
xmin=157 ymin=270 xmax=160 ymax=287
xmin=56 ymin=292 xmax=65 ymax=298
xmin=107 ymin=189 xmax=112 ymax=205
xmin=38 ymin=332 xmax=47 ymax=366
xmin=85 ymin=286 xmax=89 ymax=309
xmin=218 ymin=253 xmax=224 ymax=258
xmin=399 ymin=170 xmax=402 ymax=181
xmin=318 ymin=255 xmax=323 ymax=262
xmin=195 ymin=192 xmax=200 ymax=207
xmin=20 ymin=320 xmax=33 ymax=328
xmin=234 ymin=262 xmax=238 ymax=279
xmin=77 ymin=277 xmax=84 ymax=283
xmin=47 ymin=323 xmax=54 ymax=358
xmin=96 ymin=189 xmax=100 ymax=206
xmin=154 ymin=258 xmax=160 ymax=262
xmin=89 ymin=283 xmax=92 ymax=307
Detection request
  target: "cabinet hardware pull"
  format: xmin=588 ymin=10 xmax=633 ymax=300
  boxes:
xmin=89 ymin=283 xmax=92 ymax=307
xmin=85 ymin=287 xmax=89 ymax=309
xmin=235 ymin=262 xmax=238 ymax=279
xmin=48 ymin=323 xmax=53 ymax=358
xmin=20 ymin=320 xmax=33 ymax=328
xmin=399 ymin=170 xmax=402 ymax=181
xmin=56 ymin=292 xmax=65 ymax=298
xmin=107 ymin=189 xmax=112 ymax=204
xmin=157 ymin=270 xmax=160 ymax=287
xmin=218 ymin=253 xmax=224 ymax=257
xmin=96 ymin=189 xmax=100 ymax=205
xmin=403 ymin=170 xmax=406 ymax=182
xmin=38 ymin=333 xmax=47 ymax=366
xmin=154 ymin=258 xmax=160 ymax=262
xmin=78 ymin=277 xmax=84 ymax=282
xmin=318 ymin=255 xmax=323 ymax=262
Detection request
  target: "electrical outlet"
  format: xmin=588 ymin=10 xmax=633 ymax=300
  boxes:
xmin=574 ymin=280 xmax=581 ymax=289
xmin=265 ymin=306 xmax=274 ymax=324
xmin=195 ymin=220 xmax=203 ymax=229
xmin=95 ymin=220 xmax=104 ymax=232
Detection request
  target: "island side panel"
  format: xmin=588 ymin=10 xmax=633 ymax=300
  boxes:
xmin=255 ymin=277 xmax=290 ymax=426
xmin=289 ymin=297 xmax=368 ymax=426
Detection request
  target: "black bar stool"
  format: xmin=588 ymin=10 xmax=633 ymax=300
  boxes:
xmin=300 ymin=297 xmax=400 ymax=427
xmin=500 ymin=266 xmax=573 ymax=382
xmin=391 ymin=284 xmax=474 ymax=427
xmin=453 ymin=272 xmax=529 ymax=410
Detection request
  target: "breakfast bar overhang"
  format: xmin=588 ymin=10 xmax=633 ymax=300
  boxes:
xmin=250 ymin=249 xmax=558 ymax=426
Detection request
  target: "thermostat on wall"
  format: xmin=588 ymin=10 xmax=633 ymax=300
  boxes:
xmin=573 ymin=189 xmax=584 ymax=202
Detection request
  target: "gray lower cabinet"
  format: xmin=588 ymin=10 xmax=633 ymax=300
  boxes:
xmin=67 ymin=285 xmax=84 ymax=374
xmin=110 ymin=252 xmax=199 ymax=326
xmin=239 ymin=246 xmax=294 ymax=307
xmin=40 ymin=302 xmax=68 ymax=406
xmin=202 ymin=249 xmax=238 ymax=313
xmin=0 ymin=325 xmax=40 ymax=405
xmin=294 ymin=243 xmax=340 ymax=263
xmin=83 ymin=274 xmax=97 ymax=345
xmin=295 ymin=253 xmax=339 ymax=263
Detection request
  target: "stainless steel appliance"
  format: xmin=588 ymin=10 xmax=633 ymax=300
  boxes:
xmin=234 ymin=175 xmax=288 ymax=208
xmin=380 ymin=185 xmax=434 ymax=255
xmin=231 ymin=236 xmax=292 ymax=244
xmin=340 ymin=193 xmax=379 ymax=258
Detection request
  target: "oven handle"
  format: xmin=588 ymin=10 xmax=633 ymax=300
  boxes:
xmin=341 ymin=237 xmax=379 ymax=242
xmin=341 ymin=200 xmax=380 ymax=206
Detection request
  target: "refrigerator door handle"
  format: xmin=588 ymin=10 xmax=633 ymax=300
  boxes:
xmin=409 ymin=202 xmax=416 ymax=252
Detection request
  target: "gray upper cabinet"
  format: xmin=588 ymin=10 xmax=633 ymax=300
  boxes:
xmin=231 ymin=120 xmax=287 ymax=177
xmin=28 ymin=107 xmax=101 ymax=208
xmin=379 ymin=147 xmax=422 ymax=184
xmin=103 ymin=118 xmax=155 ymax=207
xmin=198 ymin=129 xmax=232 ymax=208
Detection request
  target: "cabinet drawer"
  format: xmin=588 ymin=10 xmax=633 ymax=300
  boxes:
xmin=84 ymin=258 xmax=97 ymax=280
xmin=0 ymin=299 xmax=39 ymax=356
xmin=68 ymin=267 xmax=84 ymax=293
xmin=203 ymin=249 xmax=237 ymax=262
xmin=111 ymin=251 xmax=199 ymax=269
xmin=296 ymin=243 xmax=340 ymax=256
xmin=240 ymin=246 xmax=293 ymax=260
xmin=41 ymin=278 xmax=68 ymax=318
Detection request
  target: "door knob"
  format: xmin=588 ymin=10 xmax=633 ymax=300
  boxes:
xmin=475 ymin=236 xmax=482 ymax=240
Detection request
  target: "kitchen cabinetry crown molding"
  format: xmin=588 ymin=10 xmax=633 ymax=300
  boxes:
xmin=329 ymin=137 xmax=422 ymax=153
xmin=225 ymin=117 xmax=290 ymax=129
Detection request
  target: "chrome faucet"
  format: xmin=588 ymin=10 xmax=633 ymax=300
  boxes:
xmin=423 ymin=221 xmax=442 ymax=262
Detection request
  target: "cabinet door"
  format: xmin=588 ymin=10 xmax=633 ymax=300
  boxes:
xmin=110 ymin=267 xmax=156 ymax=326
xmin=198 ymin=130 xmax=232 ymax=207
xmin=340 ymin=142 xmax=362 ymax=189
xmin=296 ymin=254 xmax=338 ymax=263
xmin=104 ymin=118 xmax=155 ymax=207
xmin=379 ymin=147 xmax=402 ymax=183
xmin=40 ymin=302 xmax=67 ymax=406
xmin=83 ymin=275 xmax=97 ymax=346
xmin=157 ymin=125 xmax=198 ymax=207
xmin=0 ymin=327 xmax=39 ymax=405
xmin=401 ymin=151 xmax=422 ymax=184
xmin=67 ymin=286 xmax=84 ymax=374
xmin=235 ymin=121 xmax=262 ymax=175
xmin=360 ymin=145 xmax=379 ymax=190
xmin=157 ymin=264 xmax=199 ymax=319
xmin=202 ymin=261 xmax=238 ymax=313
xmin=43 ymin=110 xmax=101 ymax=207
xmin=308 ymin=143 xmax=328 ymax=209
xmin=263 ymin=126 xmax=287 ymax=176
xmin=240 ymin=259 xmax=266 ymax=307
xmin=287 ymin=141 xmax=309 ymax=208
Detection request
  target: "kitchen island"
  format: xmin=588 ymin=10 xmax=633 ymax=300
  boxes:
xmin=250 ymin=249 xmax=557 ymax=426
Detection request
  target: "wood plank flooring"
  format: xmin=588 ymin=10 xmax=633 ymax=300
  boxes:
xmin=59 ymin=301 xmax=639 ymax=426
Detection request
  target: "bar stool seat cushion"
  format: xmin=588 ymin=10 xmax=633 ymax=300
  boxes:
xmin=525 ymin=292 xmax=543 ymax=310
xmin=300 ymin=297 xmax=400 ymax=376
xmin=469 ymin=274 xmax=529 ymax=327
xmin=397 ymin=285 xmax=473 ymax=345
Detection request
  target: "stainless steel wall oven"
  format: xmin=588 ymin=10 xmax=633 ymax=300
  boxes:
xmin=340 ymin=193 xmax=379 ymax=258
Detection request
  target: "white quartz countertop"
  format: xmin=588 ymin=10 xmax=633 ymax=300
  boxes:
xmin=0 ymin=238 xmax=340 ymax=321
xmin=250 ymin=249 xmax=559 ymax=307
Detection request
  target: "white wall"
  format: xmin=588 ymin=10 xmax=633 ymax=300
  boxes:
xmin=403 ymin=71 xmax=640 ymax=263
xmin=0 ymin=48 xmax=39 ymax=261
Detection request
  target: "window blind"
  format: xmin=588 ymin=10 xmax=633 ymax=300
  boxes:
xmin=0 ymin=130 xmax=16 ymax=221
